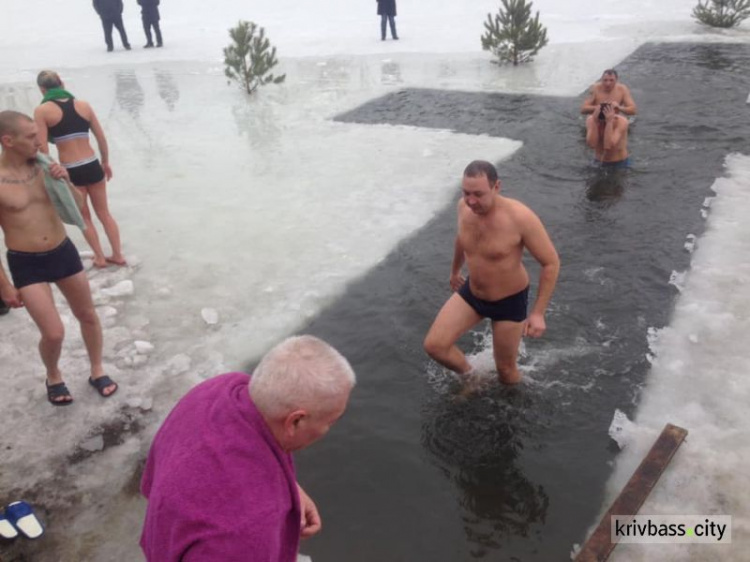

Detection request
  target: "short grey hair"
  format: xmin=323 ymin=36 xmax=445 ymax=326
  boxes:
xmin=249 ymin=336 xmax=356 ymax=418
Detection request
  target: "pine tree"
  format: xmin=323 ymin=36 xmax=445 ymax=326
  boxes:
xmin=223 ymin=21 xmax=286 ymax=95
xmin=692 ymin=0 xmax=750 ymax=28
xmin=481 ymin=0 xmax=549 ymax=66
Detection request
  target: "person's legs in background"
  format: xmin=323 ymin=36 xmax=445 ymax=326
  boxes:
xmin=388 ymin=15 xmax=398 ymax=40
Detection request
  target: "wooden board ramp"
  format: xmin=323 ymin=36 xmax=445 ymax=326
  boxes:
xmin=574 ymin=423 xmax=688 ymax=562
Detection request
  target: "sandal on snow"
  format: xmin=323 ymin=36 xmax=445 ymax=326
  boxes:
xmin=4 ymin=501 xmax=44 ymax=539
xmin=46 ymin=380 xmax=73 ymax=406
xmin=88 ymin=375 xmax=118 ymax=398
xmin=0 ymin=510 xmax=18 ymax=540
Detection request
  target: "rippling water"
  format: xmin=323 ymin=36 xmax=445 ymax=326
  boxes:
xmin=293 ymin=42 xmax=750 ymax=560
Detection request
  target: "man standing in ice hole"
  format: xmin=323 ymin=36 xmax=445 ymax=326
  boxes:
xmin=0 ymin=111 xmax=117 ymax=405
xmin=424 ymin=160 xmax=559 ymax=384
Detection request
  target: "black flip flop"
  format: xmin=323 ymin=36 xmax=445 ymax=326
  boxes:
xmin=46 ymin=381 xmax=73 ymax=406
xmin=88 ymin=375 xmax=118 ymax=398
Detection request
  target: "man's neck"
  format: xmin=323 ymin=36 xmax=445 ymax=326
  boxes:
xmin=0 ymin=151 xmax=34 ymax=171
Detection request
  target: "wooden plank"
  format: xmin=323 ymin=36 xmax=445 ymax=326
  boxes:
xmin=575 ymin=423 xmax=688 ymax=562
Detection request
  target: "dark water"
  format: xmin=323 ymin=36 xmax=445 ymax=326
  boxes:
xmin=280 ymin=43 xmax=750 ymax=561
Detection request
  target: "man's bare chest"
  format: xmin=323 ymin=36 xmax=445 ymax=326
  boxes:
xmin=0 ymin=176 xmax=46 ymax=214
xmin=461 ymin=222 xmax=521 ymax=260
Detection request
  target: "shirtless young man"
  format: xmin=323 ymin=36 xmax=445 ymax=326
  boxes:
xmin=580 ymin=69 xmax=637 ymax=117
xmin=585 ymin=103 xmax=630 ymax=168
xmin=0 ymin=111 xmax=117 ymax=405
xmin=423 ymin=161 xmax=559 ymax=384
xmin=34 ymin=70 xmax=126 ymax=269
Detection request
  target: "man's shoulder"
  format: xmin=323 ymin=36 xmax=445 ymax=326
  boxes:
xmin=501 ymin=197 xmax=540 ymax=225
xmin=616 ymin=82 xmax=631 ymax=93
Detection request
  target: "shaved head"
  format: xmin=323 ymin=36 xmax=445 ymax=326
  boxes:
xmin=0 ymin=111 xmax=33 ymax=144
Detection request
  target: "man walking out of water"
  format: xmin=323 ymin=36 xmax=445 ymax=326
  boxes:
xmin=93 ymin=0 xmax=131 ymax=52
xmin=0 ymin=111 xmax=117 ymax=405
xmin=580 ymin=69 xmax=637 ymax=116
xmin=140 ymin=336 xmax=355 ymax=561
xmin=586 ymin=102 xmax=630 ymax=168
xmin=424 ymin=161 xmax=559 ymax=384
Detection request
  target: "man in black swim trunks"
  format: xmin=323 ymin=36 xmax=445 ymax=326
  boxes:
xmin=424 ymin=161 xmax=559 ymax=384
xmin=0 ymin=111 xmax=118 ymax=405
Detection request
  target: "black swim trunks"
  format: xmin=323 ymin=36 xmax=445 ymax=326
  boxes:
xmin=458 ymin=279 xmax=529 ymax=322
xmin=65 ymin=157 xmax=105 ymax=187
xmin=6 ymin=238 xmax=84 ymax=289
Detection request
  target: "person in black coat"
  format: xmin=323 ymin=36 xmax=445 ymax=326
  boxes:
xmin=377 ymin=0 xmax=398 ymax=41
xmin=93 ymin=0 xmax=131 ymax=51
xmin=138 ymin=0 xmax=163 ymax=48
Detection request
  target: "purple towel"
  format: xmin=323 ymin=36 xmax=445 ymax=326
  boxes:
xmin=140 ymin=372 xmax=301 ymax=562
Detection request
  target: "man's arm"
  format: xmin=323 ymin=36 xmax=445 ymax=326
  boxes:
xmin=580 ymin=86 xmax=598 ymax=114
xmin=603 ymin=115 xmax=627 ymax=151
xmin=32 ymin=107 xmax=51 ymax=155
xmin=618 ymin=85 xmax=637 ymax=116
xmin=450 ymin=204 xmax=466 ymax=291
xmin=87 ymin=106 xmax=113 ymax=180
xmin=297 ymin=483 xmax=322 ymax=539
xmin=521 ymin=209 xmax=560 ymax=338
xmin=0 ymin=261 xmax=22 ymax=308
xmin=585 ymin=114 xmax=600 ymax=150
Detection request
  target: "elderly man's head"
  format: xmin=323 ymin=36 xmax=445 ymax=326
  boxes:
xmin=250 ymin=336 xmax=356 ymax=451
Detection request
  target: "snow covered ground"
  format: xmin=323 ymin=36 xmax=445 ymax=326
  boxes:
xmin=1 ymin=0 xmax=749 ymax=560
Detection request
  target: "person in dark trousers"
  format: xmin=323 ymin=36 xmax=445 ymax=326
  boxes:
xmin=138 ymin=0 xmax=163 ymax=48
xmin=377 ymin=0 xmax=398 ymax=40
xmin=93 ymin=0 xmax=131 ymax=52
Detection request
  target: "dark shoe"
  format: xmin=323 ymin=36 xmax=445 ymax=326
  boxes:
xmin=89 ymin=375 xmax=118 ymax=398
xmin=156 ymin=43 xmax=163 ymax=48
xmin=124 ymin=44 xmax=132 ymax=50
xmin=393 ymin=36 xmax=399 ymax=40
xmin=0 ymin=299 xmax=9 ymax=316
xmin=144 ymin=43 xmax=154 ymax=48
xmin=46 ymin=380 xmax=73 ymax=406
xmin=107 ymin=46 xmax=114 ymax=52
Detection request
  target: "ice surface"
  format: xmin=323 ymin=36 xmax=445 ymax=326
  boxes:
xmin=600 ymin=155 xmax=750 ymax=561
xmin=1 ymin=0 xmax=749 ymax=560
xmin=200 ymin=307 xmax=220 ymax=326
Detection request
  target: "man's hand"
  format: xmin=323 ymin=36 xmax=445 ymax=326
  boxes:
xmin=0 ymin=285 xmax=23 ymax=308
xmin=449 ymin=272 xmax=465 ymax=292
xmin=103 ymin=162 xmax=113 ymax=181
xmin=524 ymin=312 xmax=546 ymax=338
xmin=298 ymin=484 xmax=322 ymax=539
xmin=48 ymin=162 xmax=69 ymax=181
xmin=602 ymin=103 xmax=616 ymax=122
